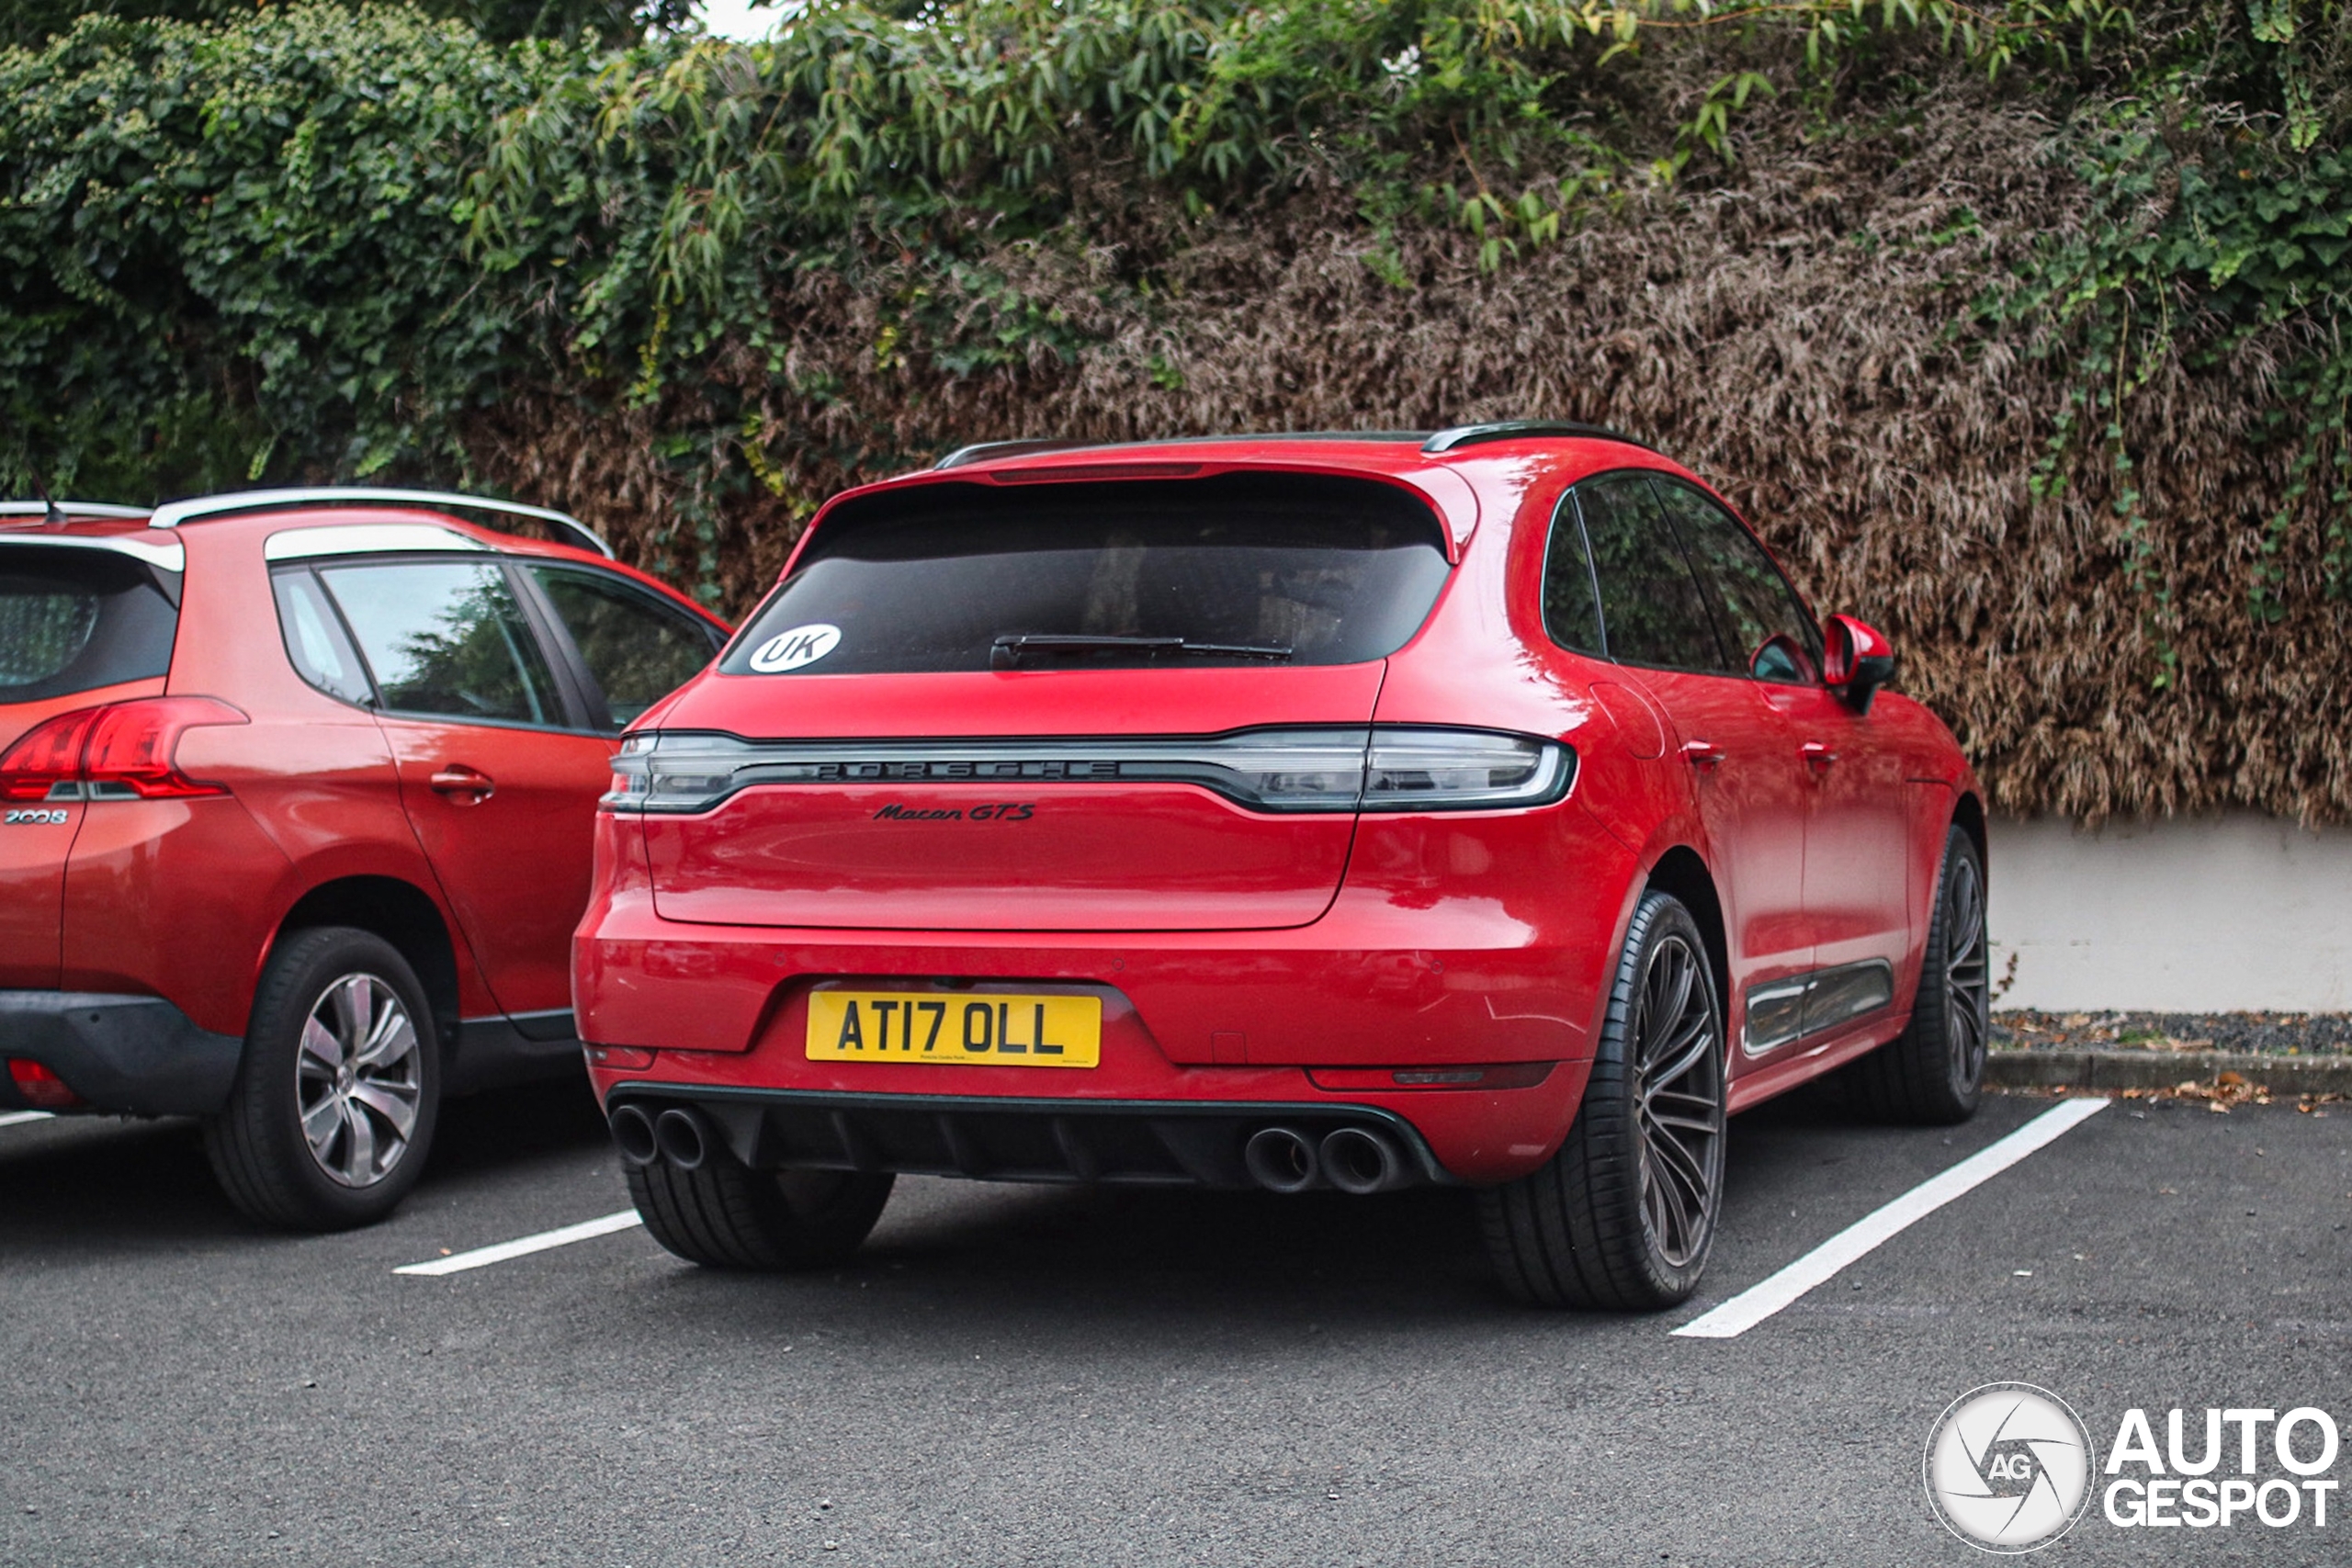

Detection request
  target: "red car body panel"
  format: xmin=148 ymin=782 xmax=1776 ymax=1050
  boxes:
xmin=576 ymin=433 xmax=1982 ymax=1185
xmin=0 ymin=501 xmax=728 ymax=1113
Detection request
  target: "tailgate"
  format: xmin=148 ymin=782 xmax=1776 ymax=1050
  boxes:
xmin=639 ymin=666 xmax=1385 ymax=931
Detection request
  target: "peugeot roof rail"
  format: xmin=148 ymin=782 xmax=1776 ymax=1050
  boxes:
xmin=142 ymin=487 xmax=615 ymax=558
xmin=1421 ymin=421 xmax=1654 ymax=455
xmin=0 ymin=500 xmax=153 ymax=520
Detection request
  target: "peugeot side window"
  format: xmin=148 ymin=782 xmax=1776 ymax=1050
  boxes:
xmin=1651 ymin=480 xmax=1821 ymax=684
xmin=1569 ymin=474 xmax=1724 ymax=671
xmin=269 ymin=568 xmax=375 ymax=707
xmin=317 ymin=559 xmax=566 ymax=727
xmin=523 ymin=564 xmax=722 ymax=731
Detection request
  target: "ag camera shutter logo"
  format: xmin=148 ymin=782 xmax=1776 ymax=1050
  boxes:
xmin=748 ymin=623 xmax=842 ymax=673
xmin=1924 ymin=1383 xmax=2096 ymax=1552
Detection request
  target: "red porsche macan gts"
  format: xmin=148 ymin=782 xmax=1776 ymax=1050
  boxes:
xmin=577 ymin=422 xmax=1989 ymax=1309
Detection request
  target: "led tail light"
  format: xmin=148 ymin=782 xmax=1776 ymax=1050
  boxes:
xmin=0 ymin=697 xmax=247 ymax=802
xmin=605 ymin=727 xmax=1573 ymax=816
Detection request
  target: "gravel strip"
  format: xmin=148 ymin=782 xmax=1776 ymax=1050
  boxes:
xmin=1992 ymin=1008 xmax=2352 ymax=1055
xmin=1986 ymin=1047 xmax=2352 ymax=1099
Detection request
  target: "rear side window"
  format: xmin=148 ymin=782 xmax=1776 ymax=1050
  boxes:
xmin=1540 ymin=492 xmax=1605 ymax=655
xmin=1570 ymin=476 xmax=1724 ymax=671
xmin=270 ymin=570 xmax=374 ymax=706
xmin=0 ymin=547 xmax=177 ymax=704
xmin=721 ymin=474 xmax=1453 ymax=675
xmin=319 ymin=560 xmax=563 ymax=727
xmin=526 ymin=565 xmax=719 ymax=730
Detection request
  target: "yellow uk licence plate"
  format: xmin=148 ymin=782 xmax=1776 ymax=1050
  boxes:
xmin=806 ymin=991 xmax=1102 ymax=1068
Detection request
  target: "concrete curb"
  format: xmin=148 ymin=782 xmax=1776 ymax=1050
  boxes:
xmin=1987 ymin=1048 xmax=2352 ymax=1096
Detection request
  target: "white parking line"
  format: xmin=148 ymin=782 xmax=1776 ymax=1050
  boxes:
xmin=0 ymin=1111 xmax=57 ymax=1130
xmin=394 ymin=1210 xmax=644 ymax=1277
xmin=1673 ymin=1096 xmax=2110 ymax=1339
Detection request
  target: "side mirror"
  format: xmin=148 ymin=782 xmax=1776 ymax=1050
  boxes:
xmin=1821 ymin=615 xmax=1895 ymax=715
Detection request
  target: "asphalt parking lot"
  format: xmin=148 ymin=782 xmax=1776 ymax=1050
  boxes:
xmin=3 ymin=1082 xmax=2346 ymax=1566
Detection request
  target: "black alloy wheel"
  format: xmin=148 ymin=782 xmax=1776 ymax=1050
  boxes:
xmin=1479 ymin=890 xmax=1727 ymax=1309
xmin=1847 ymin=826 xmax=1989 ymax=1124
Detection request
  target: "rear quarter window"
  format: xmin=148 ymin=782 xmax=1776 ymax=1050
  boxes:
xmin=0 ymin=547 xmax=178 ymax=704
xmin=722 ymin=473 xmax=1453 ymax=676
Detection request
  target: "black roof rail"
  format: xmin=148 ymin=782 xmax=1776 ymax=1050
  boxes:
xmin=934 ymin=431 xmax=1445 ymax=470
xmin=1422 ymin=421 xmax=1655 ymax=456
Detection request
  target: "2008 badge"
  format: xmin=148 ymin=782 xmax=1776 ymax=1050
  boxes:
xmin=749 ymin=623 xmax=842 ymax=672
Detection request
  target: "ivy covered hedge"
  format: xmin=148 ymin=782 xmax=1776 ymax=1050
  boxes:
xmin=2 ymin=0 xmax=2348 ymax=819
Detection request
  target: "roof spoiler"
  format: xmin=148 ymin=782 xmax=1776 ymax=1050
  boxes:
xmin=143 ymin=487 xmax=613 ymax=558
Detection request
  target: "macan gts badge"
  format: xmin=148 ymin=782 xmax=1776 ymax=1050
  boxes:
xmin=577 ymin=423 xmax=1990 ymax=1308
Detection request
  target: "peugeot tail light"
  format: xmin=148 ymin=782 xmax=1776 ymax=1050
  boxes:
xmin=0 ymin=697 xmax=247 ymax=802
xmin=0 ymin=708 xmax=102 ymax=802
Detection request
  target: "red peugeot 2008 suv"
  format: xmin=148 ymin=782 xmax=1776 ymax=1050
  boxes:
xmin=1 ymin=490 xmax=727 ymax=1230
xmin=576 ymin=423 xmax=1988 ymax=1309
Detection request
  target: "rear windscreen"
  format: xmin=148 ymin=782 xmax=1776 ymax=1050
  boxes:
xmin=720 ymin=474 xmax=1453 ymax=676
xmin=0 ymin=548 xmax=177 ymax=703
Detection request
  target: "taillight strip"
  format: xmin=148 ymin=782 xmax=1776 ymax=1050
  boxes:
xmin=604 ymin=727 xmax=1574 ymax=817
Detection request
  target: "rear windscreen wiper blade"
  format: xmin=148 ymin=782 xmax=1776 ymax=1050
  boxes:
xmin=991 ymin=633 xmax=1294 ymax=668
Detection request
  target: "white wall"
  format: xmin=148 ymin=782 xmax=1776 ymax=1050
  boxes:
xmin=1987 ymin=813 xmax=2352 ymax=1012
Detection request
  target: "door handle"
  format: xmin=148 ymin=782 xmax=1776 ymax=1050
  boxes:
xmin=1680 ymin=739 xmax=1726 ymax=770
xmin=429 ymin=765 xmax=495 ymax=803
xmin=1800 ymin=741 xmax=1839 ymax=769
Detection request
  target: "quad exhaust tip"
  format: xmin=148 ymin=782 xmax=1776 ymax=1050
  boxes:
xmin=653 ymin=1107 xmax=710 ymax=1171
xmin=1243 ymin=1126 xmax=1319 ymax=1193
xmin=1319 ymin=1126 xmax=1406 ymax=1195
xmin=608 ymin=1103 xmax=658 ymax=1168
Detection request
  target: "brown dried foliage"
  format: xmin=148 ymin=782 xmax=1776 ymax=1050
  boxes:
xmin=464 ymin=68 xmax=2348 ymax=827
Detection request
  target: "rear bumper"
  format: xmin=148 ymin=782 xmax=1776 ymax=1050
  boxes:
xmin=586 ymin=1023 xmax=1594 ymax=1184
xmin=575 ymin=799 xmax=1640 ymax=1183
xmin=0 ymin=990 xmax=243 ymax=1116
xmin=604 ymin=1085 xmax=1457 ymax=1190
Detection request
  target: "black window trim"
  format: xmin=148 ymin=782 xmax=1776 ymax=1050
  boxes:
xmin=297 ymin=550 xmax=599 ymax=736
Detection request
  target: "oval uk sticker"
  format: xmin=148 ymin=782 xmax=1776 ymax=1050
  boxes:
xmin=748 ymin=623 xmax=842 ymax=673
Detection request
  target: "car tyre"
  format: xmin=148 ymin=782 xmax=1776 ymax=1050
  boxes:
xmin=628 ymin=1155 xmax=895 ymax=1270
xmin=202 ymin=927 xmax=440 ymax=1232
xmin=1478 ymin=891 xmax=1727 ymax=1310
xmin=1847 ymin=826 xmax=1989 ymax=1125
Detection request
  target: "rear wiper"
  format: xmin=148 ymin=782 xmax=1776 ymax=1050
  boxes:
xmin=991 ymin=633 xmax=1294 ymax=669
